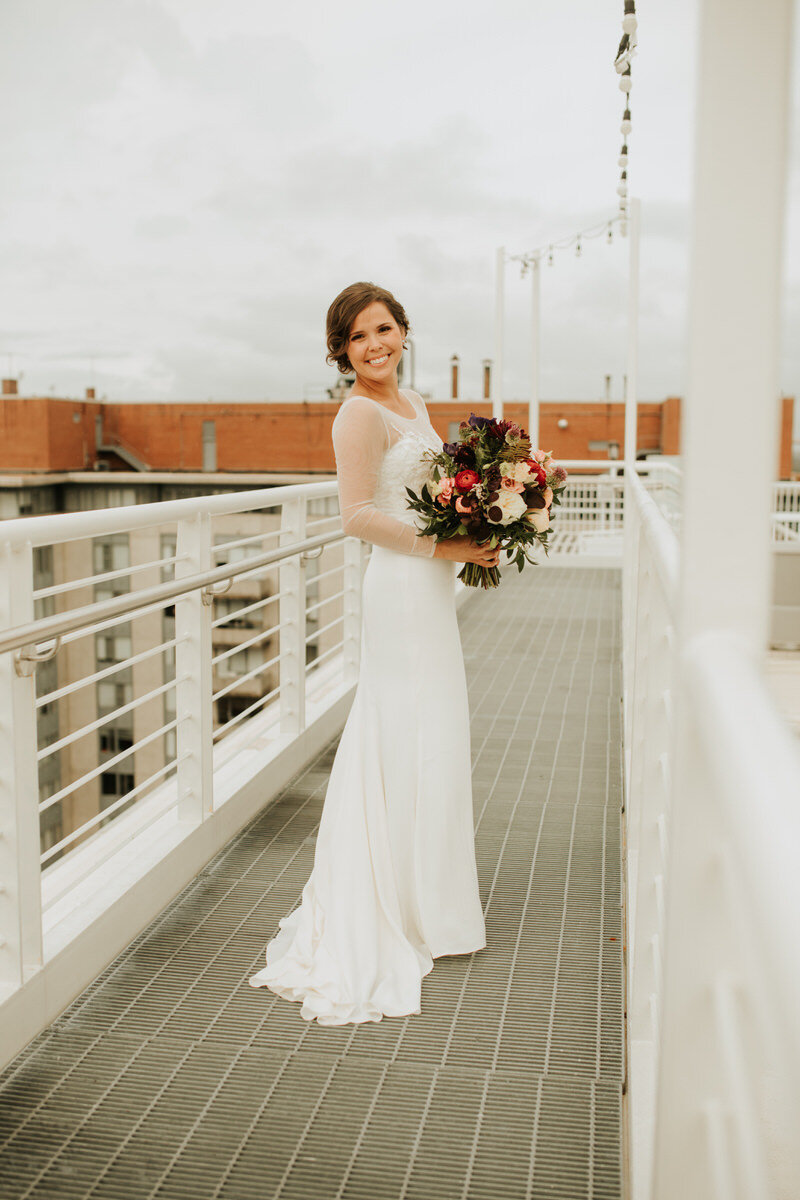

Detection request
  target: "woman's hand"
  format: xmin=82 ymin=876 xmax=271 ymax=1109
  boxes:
xmin=434 ymin=534 xmax=501 ymax=567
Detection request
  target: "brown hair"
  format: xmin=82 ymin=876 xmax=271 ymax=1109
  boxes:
xmin=325 ymin=282 xmax=410 ymax=375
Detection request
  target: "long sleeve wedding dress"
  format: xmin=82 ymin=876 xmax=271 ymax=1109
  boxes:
xmin=248 ymin=388 xmax=486 ymax=1024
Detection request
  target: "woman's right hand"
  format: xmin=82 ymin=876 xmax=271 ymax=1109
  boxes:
xmin=434 ymin=534 xmax=501 ymax=567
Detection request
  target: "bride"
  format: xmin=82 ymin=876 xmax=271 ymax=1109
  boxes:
xmin=249 ymin=282 xmax=499 ymax=1024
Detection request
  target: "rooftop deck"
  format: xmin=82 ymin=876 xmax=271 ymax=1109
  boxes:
xmin=0 ymin=565 xmax=624 ymax=1200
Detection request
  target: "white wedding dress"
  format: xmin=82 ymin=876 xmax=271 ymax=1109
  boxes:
xmin=249 ymin=388 xmax=486 ymax=1024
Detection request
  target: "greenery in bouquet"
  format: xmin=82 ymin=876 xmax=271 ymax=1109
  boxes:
xmin=405 ymin=413 xmax=568 ymax=589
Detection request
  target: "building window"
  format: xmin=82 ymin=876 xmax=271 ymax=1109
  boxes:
xmin=97 ymin=681 xmax=133 ymax=711
xmin=99 ymin=729 xmax=133 ymax=755
xmin=100 ymin=772 xmax=135 ymax=799
xmin=308 ymin=496 xmax=339 ymax=517
xmin=202 ymin=420 xmax=217 ymax=472
xmin=39 ymin=780 xmax=63 ymax=856
xmin=213 ymin=596 xmax=260 ymax=629
xmin=220 ymin=646 xmax=267 ymax=677
xmin=93 ymin=535 xmax=130 ymax=577
xmin=213 ymin=534 xmax=249 ymax=565
xmin=96 ymin=632 xmax=132 ymax=664
xmin=216 ymin=695 xmax=254 ymax=725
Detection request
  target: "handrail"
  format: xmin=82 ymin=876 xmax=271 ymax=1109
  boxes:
xmin=626 ymin=466 xmax=680 ymax=614
xmin=0 ymin=480 xmax=338 ymax=548
xmin=0 ymin=527 xmax=345 ymax=661
xmin=688 ymin=629 xmax=800 ymax=1069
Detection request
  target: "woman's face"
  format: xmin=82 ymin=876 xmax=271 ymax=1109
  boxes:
xmin=347 ymin=301 xmax=405 ymax=383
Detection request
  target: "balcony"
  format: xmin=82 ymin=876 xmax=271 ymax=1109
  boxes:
xmin=2 ymin=0 xmax=800 ymax=1188
xmin=0 ymin=455 xmax=798 ymax=1198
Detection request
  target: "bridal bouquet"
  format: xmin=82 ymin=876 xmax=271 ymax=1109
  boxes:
xmin=405 ymin=414 xmax=568 ymax=589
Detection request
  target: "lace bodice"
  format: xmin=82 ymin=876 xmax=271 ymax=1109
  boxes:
xmin=331 ymin=390 xmax=442 ymax=558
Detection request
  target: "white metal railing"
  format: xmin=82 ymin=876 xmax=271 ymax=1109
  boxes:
xmin=0 ymin=481 xmax=369 ymax=1036
xmin=622 ymin=466 xmax=800 ymax=1199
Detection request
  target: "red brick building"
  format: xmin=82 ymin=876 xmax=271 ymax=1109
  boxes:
xmin=0 ymin=385 xmax=794 ymax=479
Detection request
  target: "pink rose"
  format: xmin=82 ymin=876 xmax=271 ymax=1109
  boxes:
xmin=438 ymin=477 xmax=455 ymax=504
xmin=501 ymin=476 xmax=524 ymax=493
xmin=543 ymin=486 xmax=553 ymax=505
xmin=533 ymin=449 xmax=547 ymax=463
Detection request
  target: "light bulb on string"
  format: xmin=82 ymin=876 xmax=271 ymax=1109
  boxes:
xmin=547 ymin=247 xmax=554 ymax=266
xmin=575 ymin=239 xmax=582 ymax=257
xmin=621 ymin=107 xmax=632 ymax=135
xmin=619 ymin=70 xmax=632 ymax=93
xmin=618 ymin=144 xmax=628 ymax=167
xmin=617 ymin=182 xmax=628 ymax=197
xmin=607 ymin=225 xmax=613 ymax=244
xmin=622 ymin=0 xmax=637 ymax=35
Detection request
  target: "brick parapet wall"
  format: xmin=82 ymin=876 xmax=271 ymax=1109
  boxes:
xmin=0 ymin=394 xmax=794 ymax=477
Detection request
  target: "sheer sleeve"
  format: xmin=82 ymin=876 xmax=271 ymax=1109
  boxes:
xmin=332 ymin=396 xmax=438 ymax=558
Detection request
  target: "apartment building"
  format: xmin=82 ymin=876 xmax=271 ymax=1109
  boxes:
xmin=1 ymin=385 xmax=794 ymax=860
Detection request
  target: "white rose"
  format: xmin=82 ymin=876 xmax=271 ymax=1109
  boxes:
xmin=499 ymin=461 xmax=530 ymax=483
xmin=489 ymin=488 xmax=528 ymax=525
xmin=528 ymin=507 xmax=550 ymax=532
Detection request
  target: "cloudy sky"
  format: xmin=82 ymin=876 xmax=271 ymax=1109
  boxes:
xmin=2 ymin=0 xmax=799 ymax=409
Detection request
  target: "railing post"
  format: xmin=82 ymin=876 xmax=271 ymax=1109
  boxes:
xmin=492 ymin=245 xmax=505 ymax=421
xmin=0 ymin=539 xmax=43 ymax=985
xmin=342 ymin=538 xmax=366 ymax=686
xmin=280 ymin=498 xmax=307 ymax=737
xmin=175 ymin=513 xmax=214 ymax=822
xmin=654 ymin=0 xmax=794 ymax=1195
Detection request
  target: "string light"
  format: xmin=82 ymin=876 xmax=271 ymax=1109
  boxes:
xmin=613 ymin=1 xmax=637 ymax=229
xmin=508 ymin=214 xmax=624 ymax=276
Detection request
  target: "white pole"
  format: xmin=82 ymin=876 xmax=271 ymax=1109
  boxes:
xmin=493 ymin=246 xmax=505 ymax=420
xmin=528 ymin=256 xmax=541 ymax=449
xmin=651 ymin=0 xmax=793 ymax=1197
xmin=625 ymin=198 xmax=641 ymax=470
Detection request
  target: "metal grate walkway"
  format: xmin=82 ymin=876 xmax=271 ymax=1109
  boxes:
xmin=0 ymin=565 xmax=625 ymax=1200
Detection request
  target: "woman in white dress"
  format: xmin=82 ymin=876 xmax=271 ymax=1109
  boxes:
xmin=249 ymin=282 xmax=499 ymax=1025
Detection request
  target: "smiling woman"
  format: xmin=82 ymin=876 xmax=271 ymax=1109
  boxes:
xmin=324 ymin=281 xmax=411 ymax=378
xmin=247 ymin=280 xmax=500 ymax=1024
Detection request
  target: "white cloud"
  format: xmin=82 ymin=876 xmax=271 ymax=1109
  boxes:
xmin=0 ymin=0 xmax=797 ymax=415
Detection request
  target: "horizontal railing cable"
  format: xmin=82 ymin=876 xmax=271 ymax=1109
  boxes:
xmin=40 ymin=716 xmax=186 ymax=812
xmin=37 ymin=675 xmax=186 ymax=761
xmin=40 ymin=756 xmax=186 ymax=866
xmin=211 ymin=652 xmax=283 ymax=703
xmin=211 ymin=682 xmax=281 ymax=741
xmin=33 ymin=551 xmax=190 ymax=601
xmin=0 ymin=528 xmax=345 ymax=661
xmin=36 ymin=637 xmax=183 ymax=707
